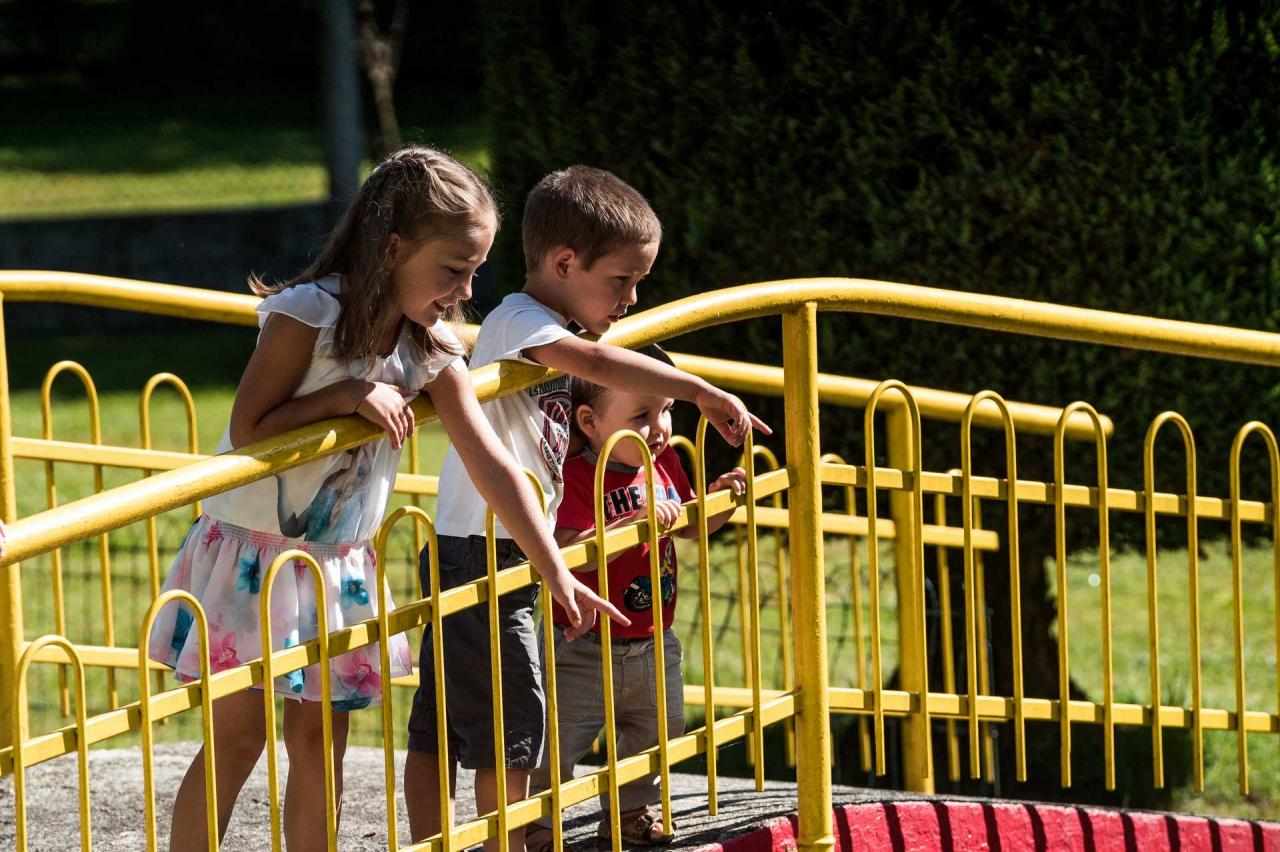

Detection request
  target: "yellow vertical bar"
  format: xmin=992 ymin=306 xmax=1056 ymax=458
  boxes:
xmin=409 ymin=431 xmax=425 ymax=558
xmin=0 ymin=294 xmax=20 ymax=753
xmin=259 ymin=562 xmax=286 ymax=852
xmin=139 ymin=592 xmax=215 ymax=851
xmin=1053 ymin=410 xmax=1072 ymax=789
xmin=734 ymin=522 xmax=756 ymax=767
xmin=540 ymin=567 xmax=565 ymax=852
xmin=483 ymin=510 xmax=510 ymax=852
xmin=884 ymin=394 xmax=932 ymax=793
xmin=594 ymin=436 xmax=622 ymax=852
xmin=755 ymin=445 xmax=795 ymax=769
xmin=13 ymin=637 xmax=92 ymax=852
xmin=373 ymin=509 xmax=435 ymax=852
xmin=781 ymin=303 xmax=834 ymax=852
xmin=959 ymin=463 xmax=982 ymax=781
xmin=694 ymin=418 xmax=719 ymax=814
xmin=864 ymin=413 xmax=887 ymax=777
xmin=416 ymin=508 xmax=455 ymax=852
xmin=848 ymin=486 xmax=871 ymax=773
xmin=1228 ymin=422 xmax=1278 ymax=796
xmin=742 ymin=432 xmax=766 ymax=790
xmin=971 ymin=501 xmax=996 ymax=784
xmin=41 ymin=378 xmax=68 ymax=716
xmin=933 ymin=490 xmax=961 ymax=783
xmin=519 ymin=471 xmax=557 ymax=851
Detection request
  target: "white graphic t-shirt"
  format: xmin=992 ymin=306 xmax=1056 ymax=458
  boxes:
xmin=434 ymin=292 xmax=576 ymax=538
xmin=202 ymin=275 xmax=464 ymax=544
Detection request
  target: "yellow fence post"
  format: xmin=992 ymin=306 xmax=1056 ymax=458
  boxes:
xmin=0 ymin=294 xmax=22 ymax=752
xmin=887 ymin=405 xmax=934 ymax=793
xmin=782 ymin=302 xmax=834 ymax=852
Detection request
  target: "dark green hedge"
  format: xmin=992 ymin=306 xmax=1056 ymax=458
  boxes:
xmin=482 ymin=0 xmax=1279 ymax=537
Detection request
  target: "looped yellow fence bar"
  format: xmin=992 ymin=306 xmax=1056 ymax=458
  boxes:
xmin=138 ymin=589 xmax=217 ymax=851
xmin=12 ymin=635 xmax=91 ymax=852
xmin=1227 ymin=421 xmax=1280 ymax=797
xmin=41 ymin=360 xmax=114 ymax=714
xmin=1142 ymin=411 xmax=1199 ymax=792
xmin=960 ymin=391 xmax=1019 ymax=782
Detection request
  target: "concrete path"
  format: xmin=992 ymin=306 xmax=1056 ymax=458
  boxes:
xmin=1 ymin=744 xmax=851 ymax=850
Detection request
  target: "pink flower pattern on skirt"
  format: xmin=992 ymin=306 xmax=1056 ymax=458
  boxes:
xmin=148 ymin=515 xmax=412 ymax=706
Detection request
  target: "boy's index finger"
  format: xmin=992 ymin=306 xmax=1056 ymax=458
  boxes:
xmin=749 ymin=413 xmax=773 ymax=435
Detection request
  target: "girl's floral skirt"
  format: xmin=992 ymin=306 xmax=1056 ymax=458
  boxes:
xmin=147 ymin=515 xmax=413 ymax=711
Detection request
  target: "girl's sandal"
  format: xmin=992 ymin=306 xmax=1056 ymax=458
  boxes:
xmin=606 ymin=805 xmax=675 ymax=846
xmin=526 ymin=823 xmax=556 ymax=852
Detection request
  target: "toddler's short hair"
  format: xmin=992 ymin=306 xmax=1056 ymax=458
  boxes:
xmin=571 ymin=344 xmax=675 ymax=418
xmin=522 ymin=166 xmax=662 ymax=273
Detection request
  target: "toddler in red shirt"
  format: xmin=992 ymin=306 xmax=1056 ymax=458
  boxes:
xmin=528 ymin=344 xmax=745 ymax=848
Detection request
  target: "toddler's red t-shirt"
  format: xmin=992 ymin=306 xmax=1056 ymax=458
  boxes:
xmin=553 ymin=445 xmax=695 ymax=637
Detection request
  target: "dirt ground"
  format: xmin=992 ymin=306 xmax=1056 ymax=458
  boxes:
xmin=0 ymin=744 xmax=811 ymax=850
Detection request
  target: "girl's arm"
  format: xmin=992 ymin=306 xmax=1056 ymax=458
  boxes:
xmin=426 ymin=362 xmax=630 ymax=637
xmin=228 ymin=314 xmax=415 ymax=449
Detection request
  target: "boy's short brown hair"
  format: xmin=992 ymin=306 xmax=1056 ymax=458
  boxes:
xmin=522 ymin=165 xmax=662 ymax=272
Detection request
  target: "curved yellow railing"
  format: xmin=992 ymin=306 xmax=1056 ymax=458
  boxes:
xmin=5 ymin=273 xmax=1280 ymax=851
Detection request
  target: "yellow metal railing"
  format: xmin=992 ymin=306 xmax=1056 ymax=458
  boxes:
xmin=3 ymin=273 xmax=1279 ymax=851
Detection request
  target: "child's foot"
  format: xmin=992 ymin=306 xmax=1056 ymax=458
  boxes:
xmin=526 ymin=823 xmax=556 ymax=852
xmin=601 ymin=805 xmax=675 ymax=846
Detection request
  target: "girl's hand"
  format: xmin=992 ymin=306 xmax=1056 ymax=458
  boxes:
xmin=543 ymin=566 xmax=631 ymax=641
xmin=355 ymin=381 xmax=416 ymax=450
xmin=709 ymin=466 xmax=748 ymax=496
xmin=694 ymin=386 xmax=772 ymax=446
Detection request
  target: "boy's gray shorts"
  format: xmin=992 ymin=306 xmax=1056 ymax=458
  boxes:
xmin=406 ymin=534 xmax=545 ymax=770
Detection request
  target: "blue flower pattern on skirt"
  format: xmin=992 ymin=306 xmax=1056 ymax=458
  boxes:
xmin=340 ymin=576 xmax=369 ymax=610
xmin=235 ymin=550 xmax=261 ymax=595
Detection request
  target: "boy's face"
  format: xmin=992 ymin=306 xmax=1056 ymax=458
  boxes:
xmin=555 ymin=241 xmax=658 ymax=335
xmin=576 ymin=388 xmax=675 ymax=467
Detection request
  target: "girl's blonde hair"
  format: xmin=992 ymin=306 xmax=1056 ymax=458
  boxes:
xmin=251 ymin=146 xmax=498 ymax=362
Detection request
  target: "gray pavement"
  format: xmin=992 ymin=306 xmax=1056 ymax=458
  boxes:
xmin=0 ymin=744 xmax=860 ymax=850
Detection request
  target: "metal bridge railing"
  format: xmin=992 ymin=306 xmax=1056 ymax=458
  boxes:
xmin=4 ymin=272 xmax=1277 ymax=851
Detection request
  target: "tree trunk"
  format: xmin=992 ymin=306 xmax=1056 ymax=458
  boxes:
xmin=356 ymin=0 xmax=407 ymax=160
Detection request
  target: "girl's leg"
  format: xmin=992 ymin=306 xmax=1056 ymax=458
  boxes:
xmin=405 ymin=750 xmax=457 ymax=842
xmin=473 ymin=767 xmax=530 ymax=852
xmin=282 ymin=700 xmax=350 ymax=851
xmin=168 ymin=688 xmax=267 ymax=850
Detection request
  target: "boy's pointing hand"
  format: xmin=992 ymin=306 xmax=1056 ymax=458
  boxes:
xmin=545 ymin=567 xmax=631 ymax=641
xmin=695 ymin=387 xmax=772 ymax=447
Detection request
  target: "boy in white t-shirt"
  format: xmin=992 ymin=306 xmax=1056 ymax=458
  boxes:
xmin=405 ymin=165 xmax=768 ymax=850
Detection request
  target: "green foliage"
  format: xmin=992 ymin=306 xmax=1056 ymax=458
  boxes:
xmin=481 ymin=0 xmax=1280 ymax=541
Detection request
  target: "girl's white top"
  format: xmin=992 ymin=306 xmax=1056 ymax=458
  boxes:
xmin=201 ymin=275 xmax=463 ymax=544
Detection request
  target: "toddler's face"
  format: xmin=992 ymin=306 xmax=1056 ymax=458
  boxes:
xmin=391 ymin=213 xmax=496 ymax=328
xmin=579 ymin=388 xmax=674 ymax=467
xmin=564 ymin=241 xmax=658 ymax=335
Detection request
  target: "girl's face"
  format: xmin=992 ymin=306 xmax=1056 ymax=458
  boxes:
xmin=389 ymin=212 xmax=496 ymax=328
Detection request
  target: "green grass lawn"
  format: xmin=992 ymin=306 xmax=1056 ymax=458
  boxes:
xmin=0 ymin=85 xmax=491 ymax=219
xmin=1056 ymin=541 xmax=1280 ymax=817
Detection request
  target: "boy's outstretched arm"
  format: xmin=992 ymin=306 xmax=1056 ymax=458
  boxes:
xmin=426 ymin=362 xmax=630 ymax=638
xmin=525 ymin=337 xmax=771 ymax=446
